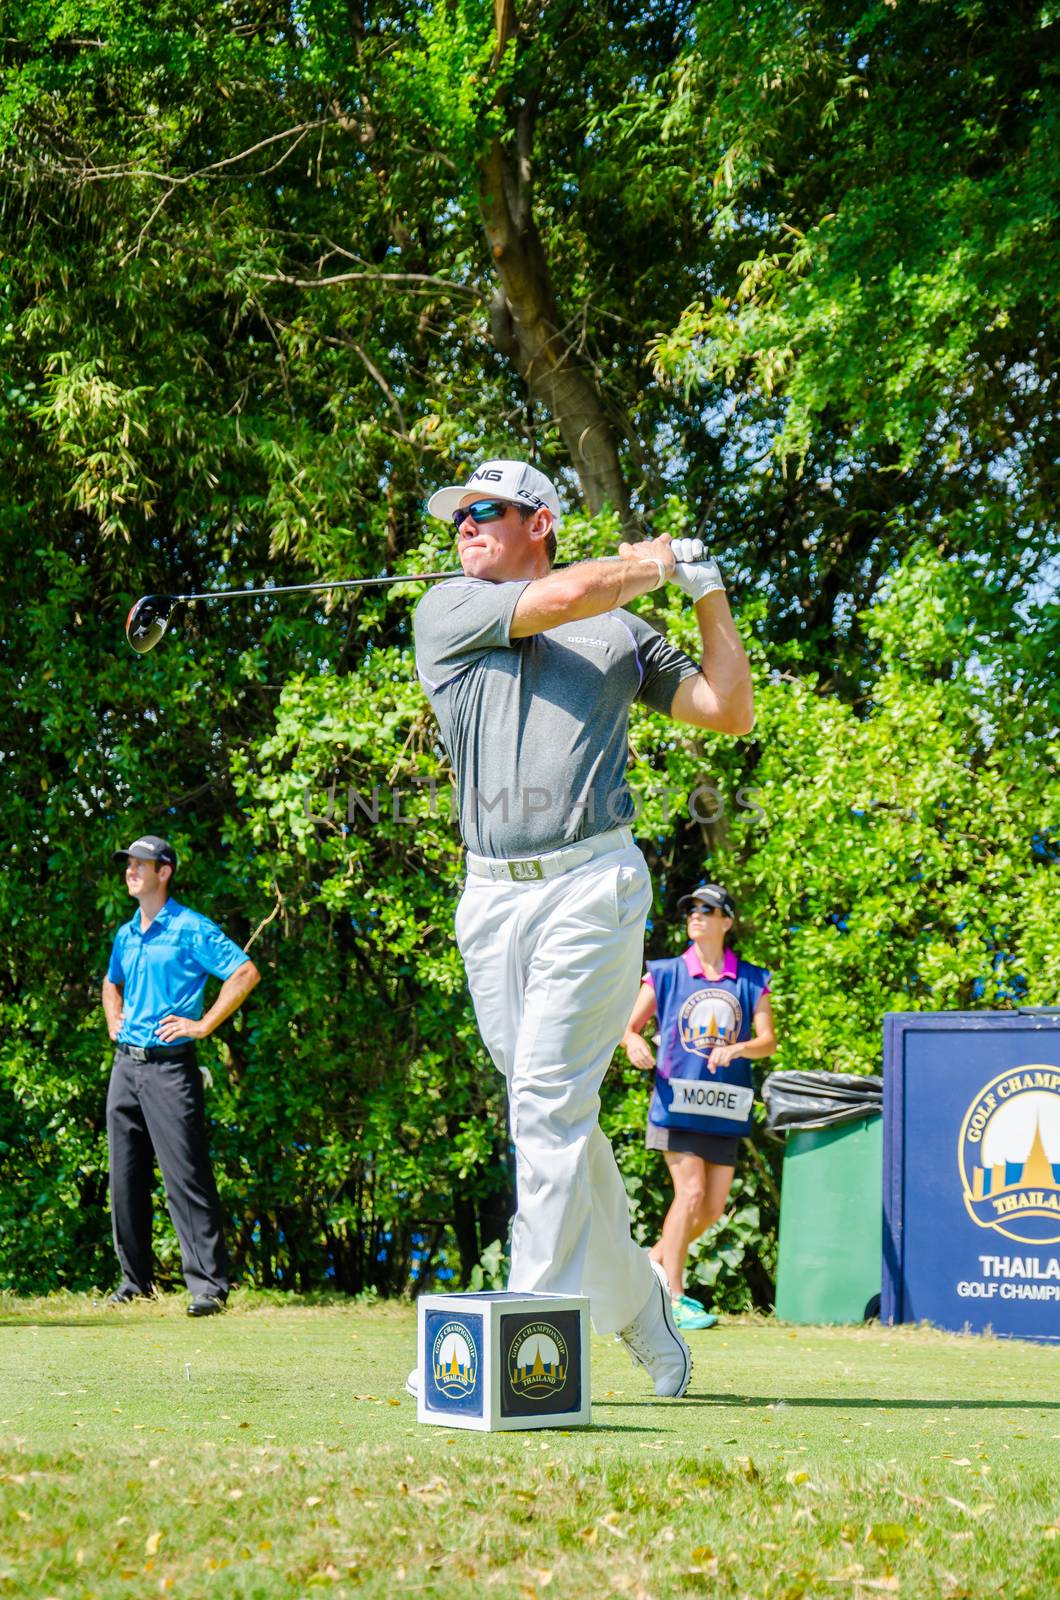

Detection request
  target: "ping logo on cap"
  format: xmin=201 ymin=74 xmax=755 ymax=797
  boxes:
xmin=467 ymin=467 xmax=545 ymax=509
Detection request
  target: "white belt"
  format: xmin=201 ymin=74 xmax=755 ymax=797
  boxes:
xmin=466 ymin=826 xmax=633 ymax=883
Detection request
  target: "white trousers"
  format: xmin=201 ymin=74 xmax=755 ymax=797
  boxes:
xmin=455 ymin=840 xmax=656 ymax=1335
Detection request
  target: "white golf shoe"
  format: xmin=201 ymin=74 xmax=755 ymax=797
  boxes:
xmin=405 ymin=1367 xmax=419 ymax=1398
xmin=617 ymin=1261 xmax=693 ymax=1397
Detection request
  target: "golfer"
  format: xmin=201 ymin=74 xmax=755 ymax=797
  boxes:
xmin=101 ymin=836 xmax=259 ymax=1316
xmin=412 ymin=459 xmax=753 ymax=1397
xmin=621 ymin=883 xmax=776 ymax=1329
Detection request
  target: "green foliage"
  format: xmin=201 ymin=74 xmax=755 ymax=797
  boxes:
xmin=646 ymin=1 xmax=1060 ymax=492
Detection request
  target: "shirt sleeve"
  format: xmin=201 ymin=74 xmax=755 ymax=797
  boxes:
xmin=187 ymin=917 xmax=249 ymax=981
xmin=641 ymin=971 xmax=656 ymax=989
xmin=106 ymin=933 xmax=125 ymax=984
xmin=744 ymin=960 xmax=772 ymax=1002
xmin=617 ymin=610 xmax=701 ymax=717
xmin=413 ymin=578 xmax=532 ymax=690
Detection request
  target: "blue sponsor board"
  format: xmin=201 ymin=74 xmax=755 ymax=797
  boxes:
xmin=423 ymin=1309 xmax=484 ymax=1417
xmin=883 ymin=1013 xmax=1060 ymax=1344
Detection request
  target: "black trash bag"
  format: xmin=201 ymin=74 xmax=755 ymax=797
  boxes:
xmin=762 ymin=1069 xmax=883 ymax=1134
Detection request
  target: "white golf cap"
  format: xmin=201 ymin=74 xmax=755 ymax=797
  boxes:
xmin=426 ymin=459 xmax=562 ymax=527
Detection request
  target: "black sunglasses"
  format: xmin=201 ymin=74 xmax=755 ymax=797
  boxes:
xmin=451 ymin=498 xmax=514 ymax=532
xmin=686 ymin=905 xmax=721 ymax=917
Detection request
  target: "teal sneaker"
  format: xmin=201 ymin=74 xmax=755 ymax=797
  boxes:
xmin=671 ymin=1294 xmax=718 ymax=1331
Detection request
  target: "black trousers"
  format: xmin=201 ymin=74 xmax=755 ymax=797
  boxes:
xmin=106 ymin=1048 xmax=229 ymax=1297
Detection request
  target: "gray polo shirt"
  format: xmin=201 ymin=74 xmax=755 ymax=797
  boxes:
xmin=413 ymin=576 xmax=700 ymax=857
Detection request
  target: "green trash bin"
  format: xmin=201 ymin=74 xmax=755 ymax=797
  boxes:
xmin=773 ymin=1114 xmax=883 ymax=1325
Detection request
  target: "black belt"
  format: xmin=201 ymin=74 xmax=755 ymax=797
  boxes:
xmin=119 ymin=1043 xmax=196 ymax=1062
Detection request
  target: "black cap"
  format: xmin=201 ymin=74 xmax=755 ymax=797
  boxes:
xmin=113 ymin=834 xmax=177 ymax=869
xmin=677 ymin=883 xmax=735 ymax=918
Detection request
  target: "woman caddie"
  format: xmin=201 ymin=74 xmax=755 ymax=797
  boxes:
xmin=621 ymin=883 xmax=777 ymax=1329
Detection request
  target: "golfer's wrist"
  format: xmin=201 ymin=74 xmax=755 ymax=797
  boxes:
xmin=632 ymin=557 xmax=669 ymax=595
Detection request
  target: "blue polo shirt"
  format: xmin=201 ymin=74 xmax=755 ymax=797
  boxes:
xmin=107 ymin=899 xmax=248 ymax=1048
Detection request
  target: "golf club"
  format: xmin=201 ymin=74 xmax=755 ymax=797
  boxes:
xmin=126 ymin=545 xmax=716 ymax=654
xmin=125 ymin=571 xmax=459 ymax=653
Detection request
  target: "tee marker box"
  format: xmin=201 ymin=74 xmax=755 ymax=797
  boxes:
xmin=416 ymin=1291 xmax=590 ymax=1431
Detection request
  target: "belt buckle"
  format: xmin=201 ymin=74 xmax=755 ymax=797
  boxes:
xmin=126 ymin=1045 xmax=148 ymax=1062
xmin=508 ymin=858 xmax=545 ymax=882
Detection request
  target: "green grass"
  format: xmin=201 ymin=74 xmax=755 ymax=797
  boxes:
xmin=1 ymin=1293 xmax=1057 ymax=1598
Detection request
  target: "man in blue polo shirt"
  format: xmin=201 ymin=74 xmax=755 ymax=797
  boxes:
xmin=101 ymin=835 xmax=259 ymax=1316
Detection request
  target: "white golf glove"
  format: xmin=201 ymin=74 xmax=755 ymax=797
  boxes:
xmin=668 ymin=537 xmax=725 ymax=603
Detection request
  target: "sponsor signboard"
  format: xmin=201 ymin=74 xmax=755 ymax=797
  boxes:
xmin=883 ymin=1012 xmax=1060 ymax=1343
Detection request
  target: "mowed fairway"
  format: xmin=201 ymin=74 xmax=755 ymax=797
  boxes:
xmin=1 ymin=1296 xmax=1057 ymax=1599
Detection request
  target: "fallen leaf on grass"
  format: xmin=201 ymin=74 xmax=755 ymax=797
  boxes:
xmin=867 ymin=1523 xmax=908 ymax=1550
xmin=598 ymin=1510 xmax=627 ymax=1538
xmin=689 ymin=1545 xmax=719 ymax=1577
xmin=410 ymin=1476 xmax=451 ymax=1503
xmin=145 ymin=1532 xmax=163 ymax=1557
xmin=305 ymin=1496 xmax=323 ymax=1507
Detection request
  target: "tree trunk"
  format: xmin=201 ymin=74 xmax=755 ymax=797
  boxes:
xmin=479 ymin=2 xmax=633 ymax=524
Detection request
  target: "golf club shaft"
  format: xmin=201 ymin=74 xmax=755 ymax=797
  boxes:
xmin=172 ymin=572 xmax=460 ymax=603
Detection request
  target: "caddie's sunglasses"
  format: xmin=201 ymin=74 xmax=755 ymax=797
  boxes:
xmin=451 ymin=498 xmax=513 ymax=531
xmin=687 ymin=905 xmax=720 ymax=917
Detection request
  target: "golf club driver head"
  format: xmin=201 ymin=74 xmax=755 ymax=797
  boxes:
xmin=126 ymin=594 xmax=177 ymax=654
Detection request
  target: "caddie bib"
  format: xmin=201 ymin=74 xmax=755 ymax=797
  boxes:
xmin=647 ymin=949 xmax=771 ymax=1138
